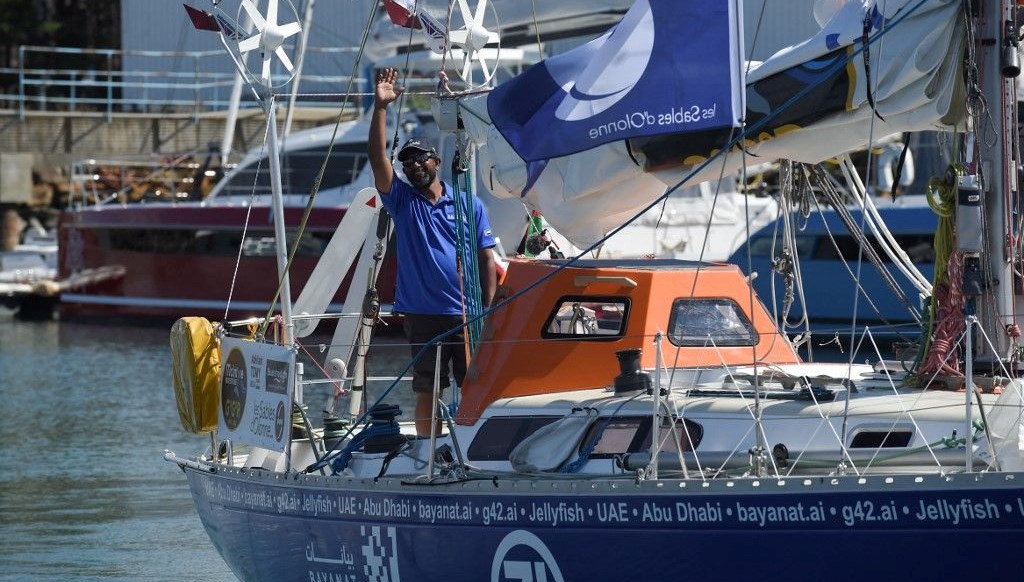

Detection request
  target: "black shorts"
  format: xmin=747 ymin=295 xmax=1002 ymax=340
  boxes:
xmin=402 ymin=313 xmax=467 ymax=393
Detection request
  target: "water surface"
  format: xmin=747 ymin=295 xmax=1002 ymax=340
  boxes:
xmin=0 ymin=320 xmax=236 ymax=582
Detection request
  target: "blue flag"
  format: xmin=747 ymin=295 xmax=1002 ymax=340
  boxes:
xmin=488 ymin=0 xmax=744 ymax=162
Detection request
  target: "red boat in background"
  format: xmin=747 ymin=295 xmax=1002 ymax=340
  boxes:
xmin=57 ymin=203 xmax=389 ymax=322
xmin=58 ymin=118 xmax=399 ymax=323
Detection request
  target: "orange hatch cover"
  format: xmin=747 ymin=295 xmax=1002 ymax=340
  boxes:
xmin=456 ymin=259 xmax=800 ymax=425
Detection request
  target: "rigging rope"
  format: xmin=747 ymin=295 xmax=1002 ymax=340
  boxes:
xmin=772 ymin=161 xmax=810 ymax=331
xmin=919 ymin=251 xmax=966 ymax=378
xmin=222 ymin=127 xmax=270 ymax=322
xmin=809 ymin=164 xmax=923 ymax=323
xmin=453 ymin=159 xmax=485 ymax=350
xmin=772 ymin=161 xmax=914 ymax=335
xmin=838 ymin=155 xmax=933 ymax=294
xmin=917 ymin=167 xmax=964 ymax=379
xmin=326 ymin=404 xmax=403 ymax=474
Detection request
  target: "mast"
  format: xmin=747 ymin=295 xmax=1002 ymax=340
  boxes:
xmin=969 ymin=0 xmax=1020 ymax=367
xmin=220 ymin=11 xmax=253 ymax=166
xmin=202 ymin=0 xmax=300 ymax=346
xmin=264 ymin=95 xmax=296 ymax=346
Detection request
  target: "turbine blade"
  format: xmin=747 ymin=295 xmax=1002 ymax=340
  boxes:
xmin=457 ymin=0 xmax=473 ymax=28
xmin=275 ymin=47 xmax=294 ymax=72
xmin=267 ymin=0 xmax=279 ymax=27
xmin=448 ymin=30 xmax=468 ymax=45
xmin=476 ymin=52 xmax=492 ymax=81
xmin=474 ymin=0 xmax=488 ymax=27
xmin=238 ymin=34 xmax=261 ymax=54
xmin=278 ymin=22 xmax=301 ymax=39
xmin=241 ymin=0 xmax=266 ymax=30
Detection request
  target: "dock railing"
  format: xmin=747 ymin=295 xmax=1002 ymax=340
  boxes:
xmin=0 ymin=45 xmax=366 ymax=120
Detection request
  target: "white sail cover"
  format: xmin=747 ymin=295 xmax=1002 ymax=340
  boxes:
xmin=461 ymin=0 xmax=965 ymax=247
xmin=987 ymin=380 xmax=1024 ymax=471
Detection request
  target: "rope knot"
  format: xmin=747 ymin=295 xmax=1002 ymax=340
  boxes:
xmin=436 ymin=71 xmax=452 ymax=96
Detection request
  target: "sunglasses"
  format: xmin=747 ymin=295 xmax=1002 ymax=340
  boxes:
xmin=402 ymin=151 xmax=435 ymax=167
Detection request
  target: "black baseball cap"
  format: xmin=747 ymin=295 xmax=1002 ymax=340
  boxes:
xmin=397 ymin=139 xmax=438 ymax=162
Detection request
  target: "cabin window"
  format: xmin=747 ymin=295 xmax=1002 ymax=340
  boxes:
xmin=99 ymin=228 xmax=330 ymax=257
xmin=747 ymin=235 xmax=815 ymax=259
xmin=541 ymin=296 xmax=628 ymax=339
xmin=668 ymin=298 xmax=757 ymax=347
xmin=748 ymin=233 xmax=934 ymax=264
xmin=219 ymin=143 xmax=369 ymax=197
xmin=581 ymin=416 xmax=703 ymax=459
xmin=813 ymin=234 xmax=935 ymax=264
xmin=849 ymin=429 xmax=913 ymax=448
xmin=240 ymin=232 xmax=328 ymax=257
xmin=466 ymin=416 xmax=560 ymax=461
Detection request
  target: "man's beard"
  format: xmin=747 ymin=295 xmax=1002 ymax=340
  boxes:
xmin=408 ymin=165 xmax=435 ymax=189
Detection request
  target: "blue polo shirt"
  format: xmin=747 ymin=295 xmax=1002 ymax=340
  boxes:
xmin=380 ymin=179 xmax=496 ymax=315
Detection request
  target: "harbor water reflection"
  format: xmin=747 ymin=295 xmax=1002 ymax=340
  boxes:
xmin=0 ymin=320 xmax=236 ymax=581
xmin=1 ymin=319 xmax=418 ymax=582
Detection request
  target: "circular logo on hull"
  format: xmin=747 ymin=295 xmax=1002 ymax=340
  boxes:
xmin=491 ymin=530 xmax=564 ymax=582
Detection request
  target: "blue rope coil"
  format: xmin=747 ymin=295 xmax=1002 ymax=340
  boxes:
xmin=328 ymin=404 xmax=402 ymax=474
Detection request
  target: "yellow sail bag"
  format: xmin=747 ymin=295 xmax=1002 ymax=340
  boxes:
xmin=170 ymin=317 xmax=221 ymax=434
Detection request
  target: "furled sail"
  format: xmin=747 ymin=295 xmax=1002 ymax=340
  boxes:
xmin=461 ymin=0 xmax=965 ymax=247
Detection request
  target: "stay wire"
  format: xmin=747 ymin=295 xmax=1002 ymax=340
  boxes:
xmin=223 ymin=125 xmax=270 ymax=322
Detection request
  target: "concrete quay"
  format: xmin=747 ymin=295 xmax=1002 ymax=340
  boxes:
xmin=0 ymin=106 xmax=351 ymax=171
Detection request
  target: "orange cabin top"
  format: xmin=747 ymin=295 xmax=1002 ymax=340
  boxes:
xmin=456 ymin=258 xmax=800 ymax=425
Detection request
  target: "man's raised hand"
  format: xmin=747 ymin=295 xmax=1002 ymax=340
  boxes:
xmin=374 ymin=67 xmax=403 ymax=107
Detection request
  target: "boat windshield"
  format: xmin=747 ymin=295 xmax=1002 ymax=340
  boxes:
xmin=218 ymin=142 xmax=369 ymax=197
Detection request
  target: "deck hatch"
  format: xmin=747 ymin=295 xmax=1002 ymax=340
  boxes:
xmin=849 ymin=429 xmax=914 ymax=449
xmin=582 ymin=416 xmax=704 ymax=459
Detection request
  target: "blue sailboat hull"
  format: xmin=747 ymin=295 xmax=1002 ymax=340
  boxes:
xmin=183 ymin=465 xmax=1024 ymax=582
